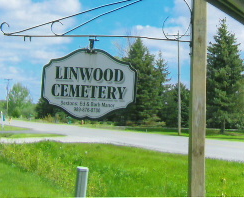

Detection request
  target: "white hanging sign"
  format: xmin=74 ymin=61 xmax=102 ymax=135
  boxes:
xmin=42 ymin=49 xmax=137 ymax=119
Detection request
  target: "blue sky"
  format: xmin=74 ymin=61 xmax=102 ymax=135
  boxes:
xmin=0 ymin=0 xmax=244 ymax=103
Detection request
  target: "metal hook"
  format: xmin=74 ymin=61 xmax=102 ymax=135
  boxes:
xmin=24 ymin=36 xmax=32 ymax=42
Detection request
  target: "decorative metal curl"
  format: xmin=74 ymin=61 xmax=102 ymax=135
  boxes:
xmin=0 ymin=0 xmax=142 ymax=37
xmin=51 ymin=20 xmax=63 ymax=36
xmin=1 ymin=0 xmax=191 ymax=43
xmin=41 ymin=0 xmax=142 ymax=37
xmin=0 ymin=22 xmax=10 ymax=34
xmin=162 ymin=0 xmax=191 ymax=41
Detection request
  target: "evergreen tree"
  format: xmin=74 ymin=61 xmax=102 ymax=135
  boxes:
xmin=154 ymin=51 xmax=171 ymax=121
xmin=232 ymin=76 xmax=244 ymax=129
xmin=207 ymin=18 xmax=244 ymax=133
xmin=154 ymin=51 xmax=170 ymax=96
xmin=161 ymin=83 xmax=189 ymax=127
xmin=121 ymin=39 xmax=168 ymax=125
xmin=35 ymin=98 xmax=69 ymax=123
xmin=35 ymin=98 xmax=57 ymax=119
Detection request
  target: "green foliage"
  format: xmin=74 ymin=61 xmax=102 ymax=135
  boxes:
xmin=0 ymin=100 xmax=6 ymax=115
xmin=115 ymin=39 xmax=170 ymax=125
xmin=35 ymin=98 xmax=72 ymax=123
xmin=232 ymin=77 xmax=244 ymax=129
xmin=207 ymin=18 xmax=244 ymax=133
xmin=21 ymin=103 xmax=36 ymax=119
xmin=10 ymin=107 xmax=21 ymax=118
xmin=35 ymin=98 xmax=58 ymax=119
xmin=8 ymin=83 xmax=33 ymax=118
xmin=161 ymin=83 xmax=190 ymax=127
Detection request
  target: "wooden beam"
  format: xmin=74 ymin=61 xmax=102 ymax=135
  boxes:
xmin=188 ymin=0 xmax=207 ymax=197
xmin=206 ymin=0 xmax=244 ymax=25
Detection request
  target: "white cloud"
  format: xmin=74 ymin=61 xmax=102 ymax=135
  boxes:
xmin=116 ymin=0 xmax=244 ymax=88
xmin=0 ymin=0 xmax=29 ymax=10
xmin=30 ymin=48 xmax=65 ymax=64
xmin=207 ymin=4 xmax=244 ymax=52
xmin=1 ymin=0 xmax=244 ymax=103
xmin=0 ymin=0 xmax=82 ymax=102
xmin=0 ymin=0 xmax=82 ymax=64
xmin=8 ymin=66 xmax=20 ymax=75
xmin=130 ymin=24 xmax=190 ymax=65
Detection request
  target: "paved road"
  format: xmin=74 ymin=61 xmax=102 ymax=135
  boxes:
xmin=1 ymin=120 xmax=244 ymax=162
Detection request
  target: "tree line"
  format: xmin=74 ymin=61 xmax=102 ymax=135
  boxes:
xmin=2 ymin=19 xmax=243 ymax=133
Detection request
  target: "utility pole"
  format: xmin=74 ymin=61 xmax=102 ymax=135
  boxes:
xmin=164 ymin=31 xmax=189 ymax=136
xmin=4 ymin=79 xmax=12 ymax=115
xmin=177 ymin=31 xmax=181 ymax=136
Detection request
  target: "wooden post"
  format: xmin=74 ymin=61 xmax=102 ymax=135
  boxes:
xmin=188 ymin=0 xmax=207 ymax=197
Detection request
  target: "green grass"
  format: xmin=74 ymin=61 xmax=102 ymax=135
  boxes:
xmin=0 ymin=161 xmax=69 ymax=197
xmin=0 ymin=125 xmax=67 ymax=139
xmin=124 ymin=127 xmax=244 ymax=142
xmin=0 ymin=133 xmax=65 ymax=138
xmin=0 ymin=125 xmax=29 ymax=131
xmin=0 ymin=124 xmax=64 ymax=138
xmin=1 ymin=141 xmax=244 ymax=197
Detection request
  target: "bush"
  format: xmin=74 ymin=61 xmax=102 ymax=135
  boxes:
xmin=11 ymin=107 xmax=21 ymax=118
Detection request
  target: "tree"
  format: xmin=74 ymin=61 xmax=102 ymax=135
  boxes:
xmin=207 ymin=18 xmax=244 ymax=133
xmin=35 ymin=98 xmax=72 ymax=123
xmin=232 ymin=76 xmax=244 ymax=129
xmin=154 ymin=51 xmax=171 ymax=121
xmin=22 ymin=103 xmax=36 ymax=119
xmin=35 ymin=98 xmax=56 ymax=119
xmin=0 ymin=100 xmax=7 ymax=114
xmin=8 ymin=83 xmax=33 ymax=118
xmin=119 ymin=39 xmax=169 ymax=125
xmin=161 ymin=83 xmax=189 ymax=127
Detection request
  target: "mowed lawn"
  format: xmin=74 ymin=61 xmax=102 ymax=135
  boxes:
xmin=0 ymin=141 xmax=244 ymax=197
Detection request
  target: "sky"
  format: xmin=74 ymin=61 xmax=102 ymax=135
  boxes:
xmin=0 ymin=0 xmax=244 ymax=103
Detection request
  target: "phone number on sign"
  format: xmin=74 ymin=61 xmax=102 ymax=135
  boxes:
xmin=74 ymin=107 xmax=101 ymax=113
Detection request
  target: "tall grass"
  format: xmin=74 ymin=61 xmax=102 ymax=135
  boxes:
xmin=0 ymin=142 xmax=187 ymax=197
xmin=0 ymin=141 xmax=244 ymax=197
xmin=0 ymin=161 xmax=69 ymax=197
